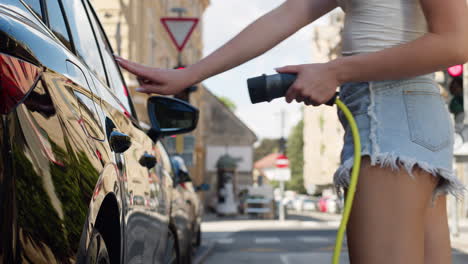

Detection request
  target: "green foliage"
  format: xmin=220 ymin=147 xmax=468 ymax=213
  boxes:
xmin=12 ymin=138 xmax=100 ymax=261
xmin=13 ymin=146 xmax=69 ymax=258
xmin=217 ymin=96 xmax=236 ymax=111
xmin=254 ymin=138 xmax=280 ymax=161
xmin=286 ymin=119 xmax=306 ymax=194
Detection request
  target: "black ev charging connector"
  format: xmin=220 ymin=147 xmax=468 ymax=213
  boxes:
xmin=247 ymin=73 xmax=337 ymax=105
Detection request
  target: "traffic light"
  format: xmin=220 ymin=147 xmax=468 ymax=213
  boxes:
xmin=448 ymin=65 xmax=463 ymax=78
xmin=447 ymin=65 xmax=464 ymax=134
xmin=174 ymin=65 xmax=197 ymax=102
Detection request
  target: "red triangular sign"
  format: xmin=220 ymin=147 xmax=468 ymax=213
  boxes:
xmin=161 ymin=18 xmax=199 ymax=52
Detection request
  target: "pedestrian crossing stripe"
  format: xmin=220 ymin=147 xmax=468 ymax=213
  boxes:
xmin=298 ymin=236 xmax=332 ymax=243
xmin=254 ymin=237 xmax=280 ymax=244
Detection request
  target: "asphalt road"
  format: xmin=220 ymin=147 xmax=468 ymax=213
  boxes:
xmin=205 ymin=228 xmax=348 ymax=264
xmin=199 ymin=212 xmax=468 ymax=264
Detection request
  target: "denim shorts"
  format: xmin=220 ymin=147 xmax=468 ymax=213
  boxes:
xmin=334 ymin=74 xmax=466 ymax=200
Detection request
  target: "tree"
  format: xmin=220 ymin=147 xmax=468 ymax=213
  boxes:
xmin=286 ymin=119 xmax=306 ymax=194
xmin=254 ymin=138 xmax=280 ymax=161
xmin=217 ymin=96 xmax=236 ymax=111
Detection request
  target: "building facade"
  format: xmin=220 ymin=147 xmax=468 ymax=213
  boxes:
xmin=196 ymin=88 xmax=257 ymax=210
xmin=303 ymin=12 xmax=345 ymax=194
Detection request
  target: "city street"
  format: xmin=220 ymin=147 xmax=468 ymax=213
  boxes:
xmin=196 ymin=211 xmax=468 ymax=264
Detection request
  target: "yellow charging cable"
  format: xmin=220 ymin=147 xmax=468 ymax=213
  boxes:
xmin=332 ymin=98 xmax=362 ymax=264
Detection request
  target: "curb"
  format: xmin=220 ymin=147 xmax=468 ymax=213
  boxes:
xmin=193 ymin=241 xmax=216 ymax=264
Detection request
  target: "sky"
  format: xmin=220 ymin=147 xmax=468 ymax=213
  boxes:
xmin=202 ymin=0 xmax=330 ymax=140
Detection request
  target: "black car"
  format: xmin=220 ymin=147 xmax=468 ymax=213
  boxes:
xmin=0 ymin=0 xmax=199 ymax=263
xmin=170 ymin=156 xmax=204 ymax=252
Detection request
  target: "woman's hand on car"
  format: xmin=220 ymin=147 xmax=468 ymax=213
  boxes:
xmin=114 ymin=56 xmax=194 ymax=95
xmin=275 ymin=63 xmax=340 ymax=106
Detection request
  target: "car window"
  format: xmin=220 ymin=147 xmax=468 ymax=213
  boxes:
xmin=84 ymin=1 xmax=134 ymax=116
xmin=61 ymin=0 xmax=107 ymax=86
xmin=21 ymin=0 xmax=42 ymax=19
xmin=46 ymin=0 xmax=72 ymax=51
xmin=1 ymin=0 xmax=44 ymax=27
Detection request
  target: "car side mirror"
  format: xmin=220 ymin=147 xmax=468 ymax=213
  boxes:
xmin=147 ymin=96 xmax=199 ymax=142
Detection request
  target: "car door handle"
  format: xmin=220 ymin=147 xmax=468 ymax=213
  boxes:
xmin=139 ymin=152 xmax=157 ymax=169
xmin=109 ymin=130 xmax=132 ymax=153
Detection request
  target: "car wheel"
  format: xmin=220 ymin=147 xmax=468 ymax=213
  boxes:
xmin=164 ymin=229 xmax=179 ymax=264
xmin=86 ymin=229 xmax=110 ymax=264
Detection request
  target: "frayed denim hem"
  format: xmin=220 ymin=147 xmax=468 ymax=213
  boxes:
xmin=333 ymin=152 xmax=467 ymax=206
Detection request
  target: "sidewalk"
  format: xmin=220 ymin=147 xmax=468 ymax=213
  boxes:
xmin=201 ymin=211 xmax=341 ymax=233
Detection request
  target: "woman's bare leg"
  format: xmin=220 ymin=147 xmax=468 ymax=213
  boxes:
xmin=345 ymin=157 xmax=438 ymax=264
xmin=424 ymin=195 xmax=452 ymax=264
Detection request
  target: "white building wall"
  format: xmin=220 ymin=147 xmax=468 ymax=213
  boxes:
xmin=303 ymin=12 xmax=345 ymax=191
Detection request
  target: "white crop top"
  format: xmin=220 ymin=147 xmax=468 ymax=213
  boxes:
xmin=336 ymin=0 xmax=428 ymax=55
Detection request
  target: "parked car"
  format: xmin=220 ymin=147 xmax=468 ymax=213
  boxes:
xmin=0 ymin=0 xmax=199 ymax=263
xmin=302 ymin=198 xmax=318 ymax=211
xmin=170 ymin=156 xmax=203 ymax=251
xmin=318 ymin=195 xmax=342 ymax=214
xmin=292 ymin=196 xmax=318 ymax=212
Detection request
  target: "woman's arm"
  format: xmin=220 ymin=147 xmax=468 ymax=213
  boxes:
xmin=280 ymin=0 xmax=468 ymax=104
xmin=115 ymin=0 xmax=337 ymax=95
xmin=187 ymin=0 xmax=337 ymax=83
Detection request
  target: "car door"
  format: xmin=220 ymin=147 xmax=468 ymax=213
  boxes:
xmin=82 ymin=1 xmax=171 ymax=262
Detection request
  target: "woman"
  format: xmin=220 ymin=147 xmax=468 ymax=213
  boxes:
xmin=115 ymin=0 xmax=468 ymax=263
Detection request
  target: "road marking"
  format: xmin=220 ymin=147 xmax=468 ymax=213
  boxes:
xmin=241 ymin=248 xmax=281 ymax=253
xmin=255 ymin=237 xmax=280 ymax=244
xmin=298 ymin=236 xmax=332 ymax=243
xmin=217 ymin=238 xmax=234 ymax=244
xmin=280 ymin=253 xmax=349 ymax=264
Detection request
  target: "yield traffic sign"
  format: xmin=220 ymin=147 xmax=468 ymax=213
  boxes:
xmin=161 ymin=17 xmax=199 ymax=52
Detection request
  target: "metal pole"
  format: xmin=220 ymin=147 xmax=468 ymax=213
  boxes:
xmin=279 ymin=180 xmax=285 ymax=221
xmin=278 ymin=109 xmax=286 ymax=221
xmin=280 ymin=109 xmax=286 ymax=154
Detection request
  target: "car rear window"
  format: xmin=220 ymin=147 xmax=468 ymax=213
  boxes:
xmin=85 ymin=1 xmax=134 ymax=116
xmin=61 ymin=0 xmax=107 ymax=86
xmin=46 ymin=0 xmax=72 ymax=51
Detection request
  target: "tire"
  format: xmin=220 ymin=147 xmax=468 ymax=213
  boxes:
xmin=86 ymin=229 xmax=110 ymax=264
xmin=164 ymin=228 xmax=179 ymax=264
